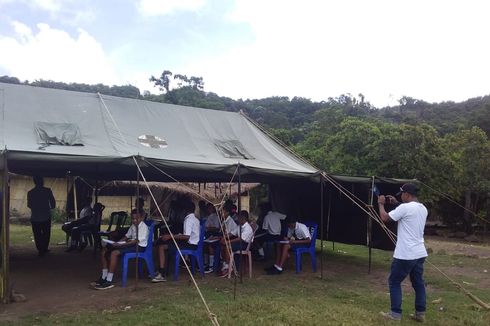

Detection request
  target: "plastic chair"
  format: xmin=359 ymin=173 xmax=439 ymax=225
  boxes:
xmin=173 ymin=223 xmax=205 ymax=281
xmin=121 ymin=221 xmax=155 ymax=287
xmin=293 ymin=222 xmax=318 ymax=273
xmin=227 ymin=228 xmax=257 ymax=279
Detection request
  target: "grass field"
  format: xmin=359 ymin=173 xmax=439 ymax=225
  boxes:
xmin=3 ymin=224 xmax=490 ymax=325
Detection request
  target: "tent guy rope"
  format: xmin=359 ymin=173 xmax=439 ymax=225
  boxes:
xmin=132 ymin=157 xmax=220 ymax=326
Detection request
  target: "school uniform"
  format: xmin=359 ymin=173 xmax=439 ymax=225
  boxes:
xmin=230 ymin=222 xmax=254 ymax=251
xmin=288 ymin=222 xmax=311 ymax=249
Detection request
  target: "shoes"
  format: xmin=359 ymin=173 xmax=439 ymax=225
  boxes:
xmin=380 ymin=311 xmax=401 ymax=321
xmin=266 ymin=267 xmax=282 ymax=275
xmin=90 ymin=277 xmax=105 ymax=287
xmin=219 ymin=269 xmax=229 ymax=277
xmin=151 ymin=272 xmax=167 ymax=283
xmin=410 ymin=312 xmax=425 ymax=323
xmin=94 ymin=279 xmax=114 ymax=290
xmin=204 ymin=266 xmax=214 ymax=274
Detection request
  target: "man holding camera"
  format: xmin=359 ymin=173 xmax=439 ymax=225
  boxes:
xmin=377 ymin=183 xmax=428 ymax=322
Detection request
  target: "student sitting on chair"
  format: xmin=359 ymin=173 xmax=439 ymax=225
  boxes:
xmin=254 ymin=202 xmax=287 ymax=260
xmin=152 ymin=201 xmax=200 ymax=282
xmin=63 ymin=196 xmax=93 ymax=252
xmin=219 ymin=210 xmax=254 ymax=276
xmin=93 ymin=208 xmax=148 ymax=290
xmin=265 ymin=218 xmax=311 ymax=275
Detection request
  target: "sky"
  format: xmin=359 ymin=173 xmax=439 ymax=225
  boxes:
xmin=0 ymin=0 xmax=489 ymax=108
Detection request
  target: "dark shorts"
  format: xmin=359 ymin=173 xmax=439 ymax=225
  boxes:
xmin=231 ymin=241 xmax=249 ymax=252
xmin=156 ymin=239 xmax=198 ymax=251
xmin=255 ymin=232 xmax=282 ymax=244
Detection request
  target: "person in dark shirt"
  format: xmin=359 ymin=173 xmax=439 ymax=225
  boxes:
xmin=27 ymin=176 xmax=56 ymax=256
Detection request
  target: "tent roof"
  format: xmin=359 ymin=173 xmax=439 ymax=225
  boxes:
xmin=0 ymin=82 xmax=319 ymax=182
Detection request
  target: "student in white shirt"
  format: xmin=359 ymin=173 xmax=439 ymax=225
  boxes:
xmin=152 ymin=201 xmax=200 ymax=282
xmin=378 ymin=183 xmax=428 ymax=322
xmin=204 ymin=203 xmax=220 ymax=235
xmin=266 ymin=219 xmax=311 ymax=275
xmin=219 ymin=210 xmax=254 ymax=276
xmin=94 ymin=209 xmax=149 ymax=290
xmin=204 ymin=205 xmax=237 ymax=274
xmin=254 ymin=202 xmax=287 ymax=260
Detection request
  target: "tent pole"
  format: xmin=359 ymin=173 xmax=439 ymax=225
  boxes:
xmin=320 ymin=175 xmax=324 ymax=280
xmin=135 ymin=157 xmax=140 ymax=289
xmin=238 ymin=163 xmax=242 ymax=284
xmin=65 ymin=173 xmax=70 ymax=245
xmin=1 ymin=151 xmax=10 ymax=303
xmin=368 ymin=176 xmax=375 ymax=274
xmin=73 ymin=177 xmax=79 ymax=220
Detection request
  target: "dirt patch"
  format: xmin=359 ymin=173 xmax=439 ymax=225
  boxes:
xmin=426 ymin=236 xmax=490 ymax=259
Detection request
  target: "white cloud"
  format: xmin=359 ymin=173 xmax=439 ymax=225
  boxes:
xmin=185 ymin=0 xmax=490 ymax=107
xmin=137 ymin=0 xmax=205 ymax=16
xmin=0 ymin=22 xmax=118 ymax=85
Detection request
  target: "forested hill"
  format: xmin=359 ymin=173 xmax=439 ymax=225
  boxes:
xmin=2 ymin=75 xmax=489 ymax=231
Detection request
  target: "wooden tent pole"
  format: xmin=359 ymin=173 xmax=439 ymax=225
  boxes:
xmin=0 ymin=151 xmax=10 ymax=303
xmin=73 ymin=177 xmax=78 ymax=220
xmin=238 ymin=163 xmax=242 ymax=284
xmin=368 ymin=176 xmax=375 ymax=274
xmin=320 ymin=175 xmax=324 ymax=280
xmin=135 ymin=157 xmax=140 ymax=289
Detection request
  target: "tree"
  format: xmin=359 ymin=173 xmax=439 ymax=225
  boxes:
xmin=443 ymin=127 xmax=490 ymax=233
xmin=150 ymin=70 xmax=173 ymax=93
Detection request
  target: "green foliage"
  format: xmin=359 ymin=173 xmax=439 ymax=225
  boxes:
xmin=51 ymin=208 xmax=67 ymax=223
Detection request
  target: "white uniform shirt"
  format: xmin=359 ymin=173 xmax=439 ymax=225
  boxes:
xmin=205 ymin=213 xmax=220 ymax=229
xmin=224 ymin=215 xmax=238 ymax=235
xmin=231 ymin=222 xmax=254 ymax=243
xmin=125 ymin=221 xmax=149 ymax=247
xmin=183 ymin=213 xmax=200 ymax=245
xmin=262 ymin=211 xmax=286 ymax=235
xmin=287 ymin=222 xmax=311 ymax=240
xmin=389 ymin=201 xmax=428 ymax=260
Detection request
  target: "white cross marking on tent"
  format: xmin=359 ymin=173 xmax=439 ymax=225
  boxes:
xmin=138 ymin=135 xmax=168 ymax=149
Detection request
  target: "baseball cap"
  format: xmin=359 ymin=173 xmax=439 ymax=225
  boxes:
xmin=396 ymin=183 xmax=418 ymax=196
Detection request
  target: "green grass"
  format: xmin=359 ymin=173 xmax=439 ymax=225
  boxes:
xmin=5 ymin=225 xmax=490 ymax=325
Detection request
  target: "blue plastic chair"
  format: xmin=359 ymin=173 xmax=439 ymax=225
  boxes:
xmin=294 ymin=222 xmax=318 ymax=273
xmin=173 ymin=223 xmax=205 ymax=280
xmin=121 ymin=221 xmax=155 ymax=287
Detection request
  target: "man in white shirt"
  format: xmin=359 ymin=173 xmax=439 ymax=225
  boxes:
xmin=219 ymin=210 xmax=254 ymax=276
xmin=94 ymin=208 xmax=149 ymax=290
xmin=378 ymin=183 xmax=428 ymax=322
xmin=255 ymin=203 xmax=287 ymax=260
xmin=266 ymin=219 xmax=311 ymax=275
xmin=152 ymin=201 xmax=200 ymax=282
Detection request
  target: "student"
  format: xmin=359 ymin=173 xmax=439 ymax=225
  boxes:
xmin=93 ymin=208 xmax=149 ymax=290
xmin=265 ymin=219 xmax=311 ymax=275
xmin=219 ymin=210 xmax=254 ymax=276
xmin=27 ymin=176 xmax=56 ymax=256
xmin=204 ymin=203 xmax=220 ymax=235
xmin=222 ymin=205 xmax=238 ymax=235
xmin=62 ymin=196 xmax=93 ymax=252
xmin=109 ymin=197 xmax=147 ymax=241
xmin=152 ymin=201 xmax=200 ymax=282
xmin=255 ymin=203 xmax=287 ymax=260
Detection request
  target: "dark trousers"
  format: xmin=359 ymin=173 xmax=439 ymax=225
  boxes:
xmin=389 ymin=257 xmax=426 ymax=315
xmin=31 ymin=220 xmax=51 ymax=254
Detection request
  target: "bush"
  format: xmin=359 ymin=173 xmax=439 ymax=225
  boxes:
xmin=51 ymin=208 xmax=67 ymax=223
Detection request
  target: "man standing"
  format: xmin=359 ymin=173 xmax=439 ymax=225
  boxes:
xmin=378 ymin=183 xmax=428 ymax=322
xmin=27 ymin=176 xmax=56 ymax=256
